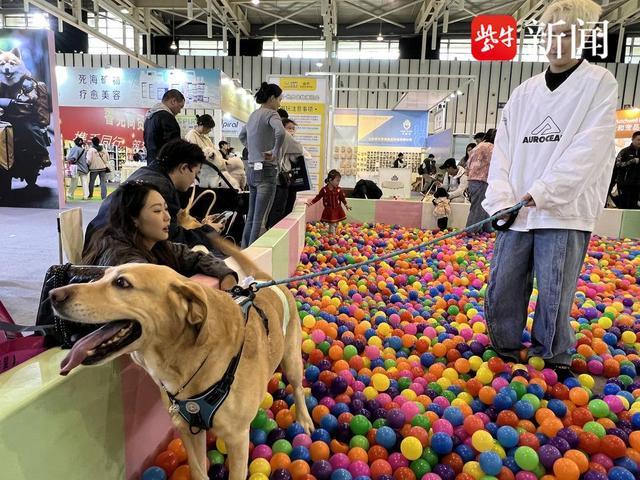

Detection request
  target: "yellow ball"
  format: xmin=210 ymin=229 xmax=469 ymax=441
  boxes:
xmin=302 ymin=339 xmax=316 ymax=354
xmin=216 ymin=438 xmax=227 ymax=454
xmin=622 ymin=331 xmax=636 ymax=344
xmin=467 ymin=308 xmax=478 ymax=318
xmin=401 ymin=389 xmax=417 ymax=401
xmin=457 ymin=392 xmax=474 ymax=405
xmin=249 ymin=458 xmax=272 ymax=477
xmin=476 ymin=367 xmax=494 ymax=385
xmin=469 ymin=356 xmax=483 ymax=371
xmin=472 ymin=322 xmax=486 ymax=334
xmin=578 ymin=374 xmax=595 ymax=390
xmin=260 ymin=393 xmax=274 ymax=410
xmin=368 ymin=336 xmax=383 ymax=347
xmin=590 ymin=274 xmax=600 ymax=283
xmin=598 ymin=317 xmax=613 ymax=329
xmin=491 ymin=443 xmax=507 ymax=459
xmin=437 ymin=377 xmax=452 ymax=389
xmin=400 ymin=436 xmax=423 ymax=461
xmin=443 ymin=368 xmax=460 ymax=382
xmin=471 ymin=430 xmax=495 ymax=452
xmin=303 ymin=315 xmax=316 ymax=329
xmin=372 ymin=373 xmax=391 ymax=392
xmin=463 ymin=461 xmax=484 ymax=480
xmin=249 ymin=474 xmax=269 ymax=480
xmin=363 ymin=386 xmax=378 ymax=400
xmin=528 ymin=356 xmax=545 ymax=371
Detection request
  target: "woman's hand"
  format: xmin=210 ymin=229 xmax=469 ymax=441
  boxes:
xmin=202 ymin=216 xmax=224 ymax=232
xmin=522 ymin=193 xmax=536 ymax=207
xmin=263 ymin=151 xmax=273 ymax=161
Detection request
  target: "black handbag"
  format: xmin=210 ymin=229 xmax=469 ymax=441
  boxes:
xmin=35 ymin=264 xmax=108 ymax=348
xmin=289 ymin=155 xmax=311 ymax=192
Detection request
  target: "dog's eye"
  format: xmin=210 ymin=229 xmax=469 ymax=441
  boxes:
xmin=114 ymin=277 xmax=132 ymax=289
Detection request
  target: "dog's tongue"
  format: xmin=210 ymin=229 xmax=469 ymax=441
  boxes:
xmin=59 ymin=321 xmax=129 ymax=376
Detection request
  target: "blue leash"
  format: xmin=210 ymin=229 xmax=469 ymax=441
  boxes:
xmin=254 ymin=201 xmax=527 ymax=290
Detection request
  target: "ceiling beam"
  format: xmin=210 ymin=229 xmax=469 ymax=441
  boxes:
xmin=448 ymin=0 xmax=529 ymax=25
xmin=92 ymin=0 xmax=170 ymax=35
xmin=244 ymin=3 xmax=317 ymax=30
xmin=415 ymin=0 xmax=436 ymax=33
xmin=259 ymin=2 xmax=316 ymax=30
xmin=602 ymin=0 xmax=640 ymax=31
xmin=28 ymin=0 xmax=158 ymax=67
xmin=215 ymin=0 xmax=251 ymax=36
xmin=513 ymin=0 xmax=547 ymax=25
xmin=346 ymin=0 xmax=422 ymax=29
xmin=342 ymin=0 xmax=406 ymax=29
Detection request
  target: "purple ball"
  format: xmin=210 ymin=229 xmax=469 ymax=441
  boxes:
xmin=351 ymin=399 xmax=365 ymax=412
xmin=318 ymin=359 xmax=332 ymax=372
xmin=208 ymin=464 xmax=227 ymax=480
xmin=312 ymin=460 xmax=334 ymax=480
xmin=271 ymin=469 xmax=293 ymax=480
xmin=538 ymin=445 xmax=562 ymax=470
xmin=548 ymin=436 xmax=571 ymax=454
xmin=268 ymin=428 xmax=287 ymax=444
xmin=378 ymin=476 xmax=393 ymax=480
xmin=331 ymin=377 xmax=348 ymax=395
xmin=312 ymin=381 xmax=329 ymax=399
xmin=386 ymin=409 xmax=406 ymax=429
xmin=557 ymin=428 xmax=579 ymax=448
xmin=584 ymin=472 xmax=608 ymax=480
xmin=433 ymin=464 xmax=455 ymax=480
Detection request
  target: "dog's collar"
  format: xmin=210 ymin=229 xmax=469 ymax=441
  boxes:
xmin=162 ymin=285 xmax=262 ymax=434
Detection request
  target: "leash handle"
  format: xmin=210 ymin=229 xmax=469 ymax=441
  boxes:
xmin=491 ymin=201 xmax=527 ymax=231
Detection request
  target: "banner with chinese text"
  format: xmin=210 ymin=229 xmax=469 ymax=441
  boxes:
xmin=56 ymin=67 xmax=221 ymax=109
xmin=616 ymin=109 xmax=640 ymax=139
xmin=268 ymin=76 xmax=327 ymax=190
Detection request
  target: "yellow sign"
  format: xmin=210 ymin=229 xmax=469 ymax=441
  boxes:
xmin=280 ymin=77 xmax=317 ymax=91
xmin=280 ymin=103 xmax=324 ymax=116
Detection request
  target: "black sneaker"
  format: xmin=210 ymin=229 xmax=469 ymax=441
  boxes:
xmin=547 ymin=363 xmax=575 ymax=383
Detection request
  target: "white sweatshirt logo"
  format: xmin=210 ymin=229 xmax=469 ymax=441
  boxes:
xmin=523 ymin=116 xmax=562 ymax=143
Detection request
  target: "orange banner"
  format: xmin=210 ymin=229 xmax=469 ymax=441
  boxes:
xmin=616 ymin=109 xmax=640 ymax=138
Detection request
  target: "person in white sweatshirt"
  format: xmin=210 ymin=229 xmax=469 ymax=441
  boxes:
xmin=482 ymin=0 xmax=617 ymax=380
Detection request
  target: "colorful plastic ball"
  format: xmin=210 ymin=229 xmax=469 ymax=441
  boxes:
xmin=538 ymin=445 xmax=562 ymax=470
xmin=312 ymin=460 xmax=334 ymax=480
xmin=371 ymin=460 xmax=393 ymax=480
xmin=431 ymin=432 xmax=454 ymax=455
xmin=588 ymin=400 xmax=610 ymax=418
xmin=553 ymin=459 xmax=580 ymax=480
xmin=250 ymin=458 xmax=272 ymax=477
xmin=400 ymin=437 xmax=424 ymax=461
xmin=154 ymin=451 xmax=179 ymax=476
xmin=514 ymin=447 xmax=539 ymax=471
xmin=479 ymin=452 xmax=503 ymax=476
xmin=351 ymin=415 xmax=373 ymax=435
xmin=332 ymin=468 xmax=353 ymax=480
xmin=376 ymin=426 xmax=397 ymax=449
xmin=496 ymin=426 xmax=519 ymax=449
xmin=372 ymin=373 xmax=391 ymax=391
xmin=142 ymin=467 xmax=167 ymax=480
xmin=472 ymin=431 xmax=495 ymax=453
xmin=169 ymin=465 xmax=191 ymax=480
xmin=167 ymin=438 xmax=188 ymax=464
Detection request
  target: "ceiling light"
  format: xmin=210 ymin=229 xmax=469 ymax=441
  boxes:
xmin=120 ymin=7 xmax=130 ymax=14
xmin=316 ymin=62 xmax=323 ymax=67
xmin=170 ymin=40 xmax=177 ymax=50
xmin=456 ymin=90 xmax=462 ymax=95
xmin=251 ymin=0 xmax=260 ymax=4
xmin=450 ymin=93 xmax=455 ymax=98
xmin=445 ymin=98 xmax=450 ymax=102
xmin=272 ymin=34 xmax=279 ymax=43
xmin=377 ymin=33 xmax=384 ymax=42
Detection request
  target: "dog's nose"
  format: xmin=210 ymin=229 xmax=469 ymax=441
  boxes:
xmin=50 ymin=288 xmax=70 ymax=307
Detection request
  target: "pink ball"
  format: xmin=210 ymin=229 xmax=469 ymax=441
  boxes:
xmin=266 ymin=410 xmax=275 ymax=419
xmin=311 ymin=330 xmax=326 ymax=343
xmin=516 ymin=472 xmax=537 ymax=480
xmin=433 ymin=396 xmax=450 ymax=409
xmin=422 ymin=474 xmax=442 ymax=480
xmin=388 ymin=452 xmax=409 ymax=471
xmin=492 ymin=377 xmax=509 ymax=391
xmin=415 ymin=378 xmax=428 ymax=387
xmin=352 ymin=293 xmax=363 ymax=303
xmin=251 ymin=445 xmax=272 ymax=461
xmin=320 ymin=397 xmax=336 ymax=409
xmin=432 ymin=419 xmax=454 ymax=436
xmin=339 ymin=370 xmax=354 ymax=384
xmin=588 ymin=360 xmax=604 ymax=375
xmin=423 ymin=327 xmax=437 ymax=339
xmin=330 ymin=453 xmax=350 ymax=470
xmin=460 ymin=329 xmax=473 ymax=341
xmin=591 ymin=453 xmax=614 ymax=471
xmin=454 ymin=426 xmax=468 ymax=441
xmin=365 ymin=346 xmax=381 ymax=360
xmin=401 ymin=402 xmax=420 ymax=421
xmin=542 ymin=369 xmax=558 ymax=385
xmin=475 ymin=334 xmax=490 ymax=346
xmin=404 ymin=324 xmax=417 ymax=335
xmin=349 ymin=461 xmax=370 ymax=478
xmin=292 ymin=434 xmax=312 ymax=449
xmin=377 ymin=394 xmax=392 ymax=407
xmin=410 ymin=383 xmax=425 ymax=395
xmin=353 ymin=381 xmax=365 ymax=392
xmin=389 ymin=314 xmax=401 ymax=326
xmin=394 ymin=396 xmax=407 ymax=406
xmin=476 ymin=413 xmax=490 ymax=425
xmin=603 ymin=395 xmax=624 ymax=413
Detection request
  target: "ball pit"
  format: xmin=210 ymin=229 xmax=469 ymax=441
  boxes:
xmin=145 ymin=223 xmax=640 ymax=480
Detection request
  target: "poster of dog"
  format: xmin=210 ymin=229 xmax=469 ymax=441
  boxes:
xmin=0 ymin=30 xmax=62 ymax=208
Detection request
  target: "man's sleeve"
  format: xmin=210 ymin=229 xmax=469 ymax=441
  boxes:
xmin=162 ymin=114 xmax=181 ymax=143
xmin=482 ymin=102 xmax=517 ymax=215
xmin=527 ymin=74 xmax=618 ymax=209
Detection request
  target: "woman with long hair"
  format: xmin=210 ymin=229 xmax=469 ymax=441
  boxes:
xmin=465 ymin=129 xmax=496 ymax=233
xmin=239 ymin=82 xmax=286 ymax=247
xmin=83 ymin=182 xmax=237 ymax=289
xmin=459 ymin=142 xmax=477 ymax=169
xmin=185 ymin=114 xmax=229 ymax=188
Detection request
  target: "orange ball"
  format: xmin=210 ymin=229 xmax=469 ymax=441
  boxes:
xmin=309 ymin=441 xmax=330 ymax=462
xmin=600 ymin=434 xmax=626 ymax=459
xmin=271 ymin=452 xmax=292 ymax=471
xmin=276 ymin=409 xmax=295 ymax=428
xmin=629 ymin=431 xmax=640 ymax=452
xmin=564 ymin=450 xmax=588 ymax=474
xmin=553 ymin=459 xmax=580 ymax=480
xmin=167 ymin=438 xmax=188 ymax=464
xmin=568 ymin=387 xmax=589 ymax=407
xmin=170 ymin=465 xmax=191 ymax=480
xmin=312 ymin=405 xmax=330 ymax=424
xmin=289 ymin=460 xmax=311 ymax=480
xmin=540 ymin=417 xmax=564 ymax=438
xmin=368 ymin=445 xmax=389 ymax=462
xmin=348 ymin=447 xmax=369 ymax=463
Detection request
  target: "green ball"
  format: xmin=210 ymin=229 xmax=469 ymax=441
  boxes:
xmin=510 ymin=381 xmax=527 ymax=399
xmin=251 ymin=410 xmax=268 ymax=429
xmin=521 ymin=394 xmax=541 ymax=411
xmin=481 ymin=477 xmax=498 ymax=480
xmin=618 ymin=375 xmax=633 ymax=386
xmin=207 ymin=450 xmax=225 ymax=465
xmin=398 ymin=377 xmax=412 ymax=391
xmin=421 ymin=447 xmax=439 ymax=466
xmin=514 ymin=446 xmax=539 ymax=471
xmin=272 ymin=439 xmax=292 ymax=455
xmin=411 ymin=459 xmax=431 ymax=478
xmin=263 ymin=418 xmax=278 ymax=433
xmin=373 ymin=418 xmax=388 ymax=429
xmin=318 ymin=341 xmax=330 ymax=354
xmin=442 ymin=390 xmax=456 ymax=402
xmin=483 ymin=350 xmax=498 ymax=361
xmin=344 ymin=345 xmax=358 ymax=360
xmin=384 ymin=359 xmax=397 ymax=369
xmin=533 ymin=462 xmax=546 ymax=479
xmin=411 ymin=415 xmax=431 ymax=430
xmin=588 ymin=399 xmax=610 ymax=418
xmin=350 ymin=435 xmax=370 ymax=450
xmin=448 ymin=305 xmax=460 ymax=315
xmin=350 ymin=414 xmax=372 ymax=435
xmin=428 ymin=382 xmax=443 ymax=395
xmin=584 ymin=421 xmax=606 ymax=438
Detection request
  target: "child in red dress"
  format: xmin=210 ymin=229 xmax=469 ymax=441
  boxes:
xmin=307 ymin=169 xmax=351 ymax=234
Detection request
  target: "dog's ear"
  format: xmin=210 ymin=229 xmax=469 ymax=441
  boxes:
xmin=10 ymin=48 xmax=21 ymax=59
xmin=171 ymin=280 xmax=208 ymax=345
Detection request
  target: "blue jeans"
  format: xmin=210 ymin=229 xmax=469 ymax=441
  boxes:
xmin=242 ymin=163 xmax=277 ymax=248
xmin=485 ymin=229 xmax=590 ymax=365
xmin=466 ymin=180 xmax=492 ymax=233
xmin=89 ymin=170 xmax=108 ymax=200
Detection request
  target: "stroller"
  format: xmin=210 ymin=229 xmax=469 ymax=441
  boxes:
xmin=184 ymin=162 xmax=249 ymax=245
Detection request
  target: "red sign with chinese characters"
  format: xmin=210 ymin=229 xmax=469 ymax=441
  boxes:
xmin=471 ymin=15 xmax=517 ymax=61
xmin=59 ymin=106 xmax=147 ymax=151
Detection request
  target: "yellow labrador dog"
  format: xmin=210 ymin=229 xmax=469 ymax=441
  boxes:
xmin=51 ymin=239 xmax=314 ymax=480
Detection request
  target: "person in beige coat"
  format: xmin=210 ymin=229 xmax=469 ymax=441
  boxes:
xmin=87 ymin=136 xmax=110 ymax=200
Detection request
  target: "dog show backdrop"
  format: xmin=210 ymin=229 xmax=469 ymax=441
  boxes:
xmin=56 ymin=67 xmax=221 ymax=110
xmin=0 ymin=30 xmax=63 ymax=208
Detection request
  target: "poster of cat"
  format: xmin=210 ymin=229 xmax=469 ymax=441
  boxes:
xmin=0 ymin=30 xmax=62 ymax=208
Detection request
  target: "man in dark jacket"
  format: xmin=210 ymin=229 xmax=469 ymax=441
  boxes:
xmin=615 ymin=131 xmax=640 ymax=209
xmin=85 ymin=139 xmax=221 ymax=253
xmin=143 ymin=89 xmax=184 ymax=164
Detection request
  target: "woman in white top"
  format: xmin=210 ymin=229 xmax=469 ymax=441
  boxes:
xmin=87 ymin=136 xmax=110 ymax=200
xmin=184 ymin=114 xmax=228 ymax=188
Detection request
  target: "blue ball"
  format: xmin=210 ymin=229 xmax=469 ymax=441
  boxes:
xmin=479 ymin=452 xmax=503 ymax=476
xmin=455 ymin=444 xmax=476 ymax=463
xmin=375 ymin=426 xmax=396 ymax=449
xmin=287 ymin=423 xmax=305 ymax=439
xmin=320 ymin=415 xmax=339 ymax=433
xmin=632 ymin=412 xmax=640 ymax=430
xmin=331 ymin=469 xmax=353 ymax=480
xmin=443 ymin=407 xmax=464 ymax=426
xmin=431 ymin=432 xmax=454 ymax=455
xmin=486 ymin=422 xmax=499 ymax=437
xmin=608 ymin=467 xmax=635 ymax=480
xmin=497 ymin=426 xmax=519 ymax=448
xmin=614 ymin=458 xmax=639 ymax=474
xmin=305 ymin=366 xmax=320 ymax=382
xmin=250 ymin=428 xmax=267 ymax=445
xmin=311 ymin=428 xmax=332 ymax=444
xmin=547 ymin=399 xmax=568 ymax=418
xmin=494 ymin=393 xmax=514 ymax=411
xmin=142 ymin=467 xmax=167 ymax=480
xmin=514 ymin=400 xmax=535 ymax=419
xmin=290 ymin=446 xmax=311 ymax=462
xmin=503 ymin=456 xmax=521 ymax=474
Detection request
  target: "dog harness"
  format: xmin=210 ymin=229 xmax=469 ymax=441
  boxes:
xmin=161 ymin=282 xmax=288 ymax=434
